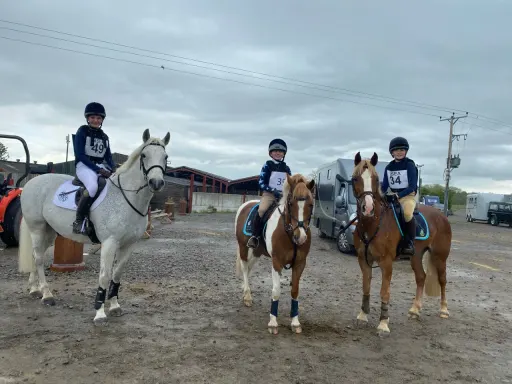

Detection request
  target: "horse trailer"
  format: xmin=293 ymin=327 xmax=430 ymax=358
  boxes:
xmin=465 ymin=192 xmax=505 ymax=222
xmin=312 ymin=157 xmax=387 ymax=254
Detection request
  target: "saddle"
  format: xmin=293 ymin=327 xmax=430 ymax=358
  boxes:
xmin=388 ymin=196 xmax=429 ymax=241
xmin=244 ymin=200 xmax=280 ymax=247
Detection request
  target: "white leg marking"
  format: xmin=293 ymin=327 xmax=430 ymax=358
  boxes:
xmin=268 ymin=267 xmax=281 ymax=334
xmin=109 ymin=296 xmax=122 ymax=316
xmin=241 ymin=253 xmax=252 ymax=307
xmin=94 ymin=238 xmax=119 ymax=325
xmin=361 ymin=169 xmax=374 ymax=215
xmin=94 ymin=304 xmax=107 ymax=324
xmin=28 ymin=271 xmax=41 ymax=298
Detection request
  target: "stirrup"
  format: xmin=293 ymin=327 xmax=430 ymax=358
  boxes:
xmin=247 ymin=236 xmax=259 ymax=249
xmin=72 ymin=219 xmax=85 ymax=234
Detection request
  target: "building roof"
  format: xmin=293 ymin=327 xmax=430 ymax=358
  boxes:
xmin=229 ymin=175 xmax=259 ymax=185
xmin=167 ymin=166 xmax=230 ymax=182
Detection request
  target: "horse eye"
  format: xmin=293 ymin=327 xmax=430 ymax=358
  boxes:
xmin=141 ymin=153 xmax=146 ymax=158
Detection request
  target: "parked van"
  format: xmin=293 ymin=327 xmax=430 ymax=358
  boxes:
xmin=465 ymin=192 xmax=505 ymax=222
xmin=313 ymin=157 xmax=386 ymax=254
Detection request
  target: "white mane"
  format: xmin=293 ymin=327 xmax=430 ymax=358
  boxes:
xmin=115 ymin=137 xmax=166 ymax=175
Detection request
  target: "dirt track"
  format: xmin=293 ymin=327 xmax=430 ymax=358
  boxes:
xmin=1 ymin=211 xmax=511 ymax=383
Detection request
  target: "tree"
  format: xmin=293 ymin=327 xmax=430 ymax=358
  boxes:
xmin=0 ymin=142 xmax=8 ymax=161
xmin=420 ymin=183 xmax=467 ymax=209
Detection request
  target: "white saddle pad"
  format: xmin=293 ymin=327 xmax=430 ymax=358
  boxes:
xmin=52 ymin=180 xmax=108 ymax=211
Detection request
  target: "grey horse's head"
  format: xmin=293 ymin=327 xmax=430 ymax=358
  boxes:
xmin=140 ymin=128 xmax=170 ymax=192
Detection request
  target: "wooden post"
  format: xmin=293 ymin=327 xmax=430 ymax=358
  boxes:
xmin=202 ymin=175 xmax=206 ymax=192
xmin=188 ymin=174 xmax=194 ymax=213
xmin=50 ymin=235 xmax=86 ymax=272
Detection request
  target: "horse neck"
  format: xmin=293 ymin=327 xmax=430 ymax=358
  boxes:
xmin=115 ymin=160 xmax=153 ymax=205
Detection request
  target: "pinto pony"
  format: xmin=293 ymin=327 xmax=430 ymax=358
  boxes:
xmin=351 ymin=152 xmax=451 ymax=336
xmin=234 ymin=174 xmax=315 ymax=334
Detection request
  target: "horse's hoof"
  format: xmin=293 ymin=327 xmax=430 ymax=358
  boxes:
xmin=440 ymin=310 xmax=450 ymax=319
xmin=29 ymin=290 xmax=42 ymax=299
xmin=42 ymin=297 xmax=55 ymax=306
xmin=243 ymin=299 xmax=252 ymax=307
xmin=408 ymin=309 xmax=420 ymax=320
xmin=109 ymin=307 xmax=123 ymax=317
xmin=291 ymin=325 xmax=302 ymax=334
xmin=93 ymin=316 xmax=108 ymax=326
xmin=268 ymin=326 xmax=278 ymax=335
xmin=377 ymin=329 xmax=390 ymax=338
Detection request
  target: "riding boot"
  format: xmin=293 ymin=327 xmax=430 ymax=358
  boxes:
xmin=402 ymin=217 xmax=416 ymax=255
xmin=72 ymin=193 xmax=94 ymax=234
xmin=247 ymin=214 xmax=262 ymax=249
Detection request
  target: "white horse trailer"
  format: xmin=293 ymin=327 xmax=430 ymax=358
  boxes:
xmin=466 ymin=192 xmax=505 ymax=222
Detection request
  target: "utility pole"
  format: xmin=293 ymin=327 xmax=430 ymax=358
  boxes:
xmin=416 ymin=164 xmax=424 ymax=202
xmin=65 ymin=134 xmax=70 ymax=174
xmin=439 ymin=112 xmax=468 ymax=216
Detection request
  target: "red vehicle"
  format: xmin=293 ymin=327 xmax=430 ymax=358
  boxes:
xmin=0 ymin=134 xmax=30 ymax=247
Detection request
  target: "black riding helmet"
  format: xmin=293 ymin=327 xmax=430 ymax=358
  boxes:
xmin=268 ymin=138 xmax=287 ymax=154
xmin=84 ymin=102 xmax=106 ymax=119
xmin=389 ymin=136 xmax=409 ymax=154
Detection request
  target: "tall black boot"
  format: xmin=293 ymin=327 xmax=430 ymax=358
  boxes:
xmin=402 ymin=217 xmax=416 ymax=255
xmin=247 ymin=214 xmax=262 ymax=248
xmin=72 ymin=193 xmax=93 ymax=234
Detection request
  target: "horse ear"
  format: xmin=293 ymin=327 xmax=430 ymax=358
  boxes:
xmin=370 ymin=152 xmax=378 ymax=166
xmin=163 ymin=132 xmax=171 ymax=146
xmin=354 ymin=152 xmax=362 ymax=166
xmin=307 ymin=178 xmax=315 ymax=191
xmin=142 ymin=129 xmax=150 ymax=143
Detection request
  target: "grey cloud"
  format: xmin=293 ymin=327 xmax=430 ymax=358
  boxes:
xmin=1 ymin=0 xmax=512 ymax=191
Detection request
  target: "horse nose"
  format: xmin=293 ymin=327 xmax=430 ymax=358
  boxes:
xmin=149 ymin=178 xmax=164 ymax=191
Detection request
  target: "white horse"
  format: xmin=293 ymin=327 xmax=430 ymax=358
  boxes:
xmin=18 ymin=128 xmax=170 ymax=325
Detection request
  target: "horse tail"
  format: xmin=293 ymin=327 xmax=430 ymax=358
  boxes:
xmin=423 ymin=249 xmax=441 ymax=297
xmin=235 ymin=247 xmax=242 ymax=278
xmin=18 ymin=217 xmax=35 ymax=273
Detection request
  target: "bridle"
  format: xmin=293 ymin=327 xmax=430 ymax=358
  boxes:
xmin=277 ymin=185 xmax=314 ymax=270
xmin=350 ymin=174 xmax=387 ymax=269
xmin=108 ymin=141 xmax=167 ymax=217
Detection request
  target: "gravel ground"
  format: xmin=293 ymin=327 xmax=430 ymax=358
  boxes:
xmin=0 ymin=210 xmax=511 ymax=383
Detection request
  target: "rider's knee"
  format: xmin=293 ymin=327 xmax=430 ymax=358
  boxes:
xmin=88 ymin=183 xmax=99 ymax=198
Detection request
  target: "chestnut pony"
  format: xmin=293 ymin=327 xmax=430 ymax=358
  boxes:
xmin=234 ymin=174 xmax=315 ymax=335
xmin=351 ymin=152 xmax=451 ymax=336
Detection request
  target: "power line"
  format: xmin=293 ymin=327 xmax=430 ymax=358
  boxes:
xmin=1 ymin=18 xmax=511 ymax=129
xmin=0 ymin=24 xmax=458 ymax=115
xmin=0 ymin=35 xmax=446 ymax=118
xmin=1 ymin=33 xmax=512 ymax=137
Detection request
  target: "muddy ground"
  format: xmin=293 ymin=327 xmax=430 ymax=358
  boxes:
xmin=0 ymin=210 xmax=511 ymax=383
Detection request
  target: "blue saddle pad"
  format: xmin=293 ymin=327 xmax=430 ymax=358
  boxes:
xmin=243 ymin=204 xmax=260 ymax=236
xmin=391 ymin=205 xmax=429 ymax=240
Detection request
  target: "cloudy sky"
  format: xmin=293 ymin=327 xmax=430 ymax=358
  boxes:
xmin=1 ymin=0 xmax=511 ymax=193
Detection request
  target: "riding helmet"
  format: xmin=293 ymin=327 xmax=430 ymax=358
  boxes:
xmin=268 ymin=138 xmax=287 ymax=154
xmin=389 ymin=136 xmax=409 ymax=154
xmin=84 ymin=102 xmax=106 ymax=119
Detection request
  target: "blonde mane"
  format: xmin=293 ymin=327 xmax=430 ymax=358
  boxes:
xmin=115 ymin=137 xmax=166 ymax=175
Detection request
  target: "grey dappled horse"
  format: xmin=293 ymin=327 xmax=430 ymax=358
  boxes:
xmin=18 ymin=129 xmax=170 ymax=324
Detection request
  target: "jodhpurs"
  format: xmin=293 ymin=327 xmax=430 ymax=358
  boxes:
xmin=399 ymin=192 xmax=416 ymax=222
xmin=76 ymin=161 xmax=107 ymax=198
xmin=258 ymin=191 xmax=276 ymax=217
